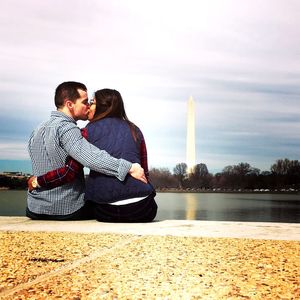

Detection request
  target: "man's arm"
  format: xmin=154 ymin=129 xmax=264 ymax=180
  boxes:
xmin=27 ymin=125 xmax=147 ymax=191
xmin=59 ymin=122 xmax=146 ymax=182
xmin=28 ymin=160 xmax=146 ymax=191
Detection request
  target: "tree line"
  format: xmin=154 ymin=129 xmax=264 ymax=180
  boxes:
xmin=0 ymin=158 xmax=299 ymax=191
xmin=149 ymin=158 xmax=300 ymax=192
xmin=0 ymin=174 xmax=28 ymax=190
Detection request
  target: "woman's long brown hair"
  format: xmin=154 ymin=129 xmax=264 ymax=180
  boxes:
xmin=91 ymin=89 xmax=139 ymax=142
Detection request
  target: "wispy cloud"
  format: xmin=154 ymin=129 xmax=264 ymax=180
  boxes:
xmin=0 ymin=142 xmax=28 ymax=159
xmin=0 ymin=0 xmax=299 ymax=172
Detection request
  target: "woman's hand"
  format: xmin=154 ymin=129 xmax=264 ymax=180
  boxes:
xmin=27 ymin=176 xmax=38 ymax=192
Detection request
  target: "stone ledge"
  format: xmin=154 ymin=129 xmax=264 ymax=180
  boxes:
xmin=1 ymin=216 xmax=299 ymax=240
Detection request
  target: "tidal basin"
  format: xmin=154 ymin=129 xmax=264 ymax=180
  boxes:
xmin=0 ymin=190 xmax=299 ymax=223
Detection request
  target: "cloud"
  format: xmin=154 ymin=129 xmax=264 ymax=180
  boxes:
xmin=0 ymin=0 xmax=299 ymax=173
xmin=0 ymin=142 xmax=29 ymax=160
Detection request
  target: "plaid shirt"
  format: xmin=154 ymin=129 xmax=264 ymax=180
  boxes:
xmin=140 ymin=138 xmax=149 ymax=178
xmin=28 ymin=111 xmax=131 ymax=215
xmin=37 ymin=126 xmax=150 ymax=188
xmin=37 ymin=157 xmax=84 ymax=189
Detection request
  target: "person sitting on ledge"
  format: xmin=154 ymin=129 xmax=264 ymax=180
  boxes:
xmin=28 ymin=88 xmax=157 ymax=223
xmin=27 ymin=82 xmax=147 ymax=221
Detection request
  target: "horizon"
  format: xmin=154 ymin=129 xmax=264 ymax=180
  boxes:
xmin=0 ymin=157 xmax=295 ymax=176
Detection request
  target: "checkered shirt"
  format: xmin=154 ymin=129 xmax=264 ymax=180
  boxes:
xmin=27 ymin=111 xmax=131 ymax=215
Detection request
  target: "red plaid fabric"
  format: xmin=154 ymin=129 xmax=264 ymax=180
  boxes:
xmin=81 ymin=127 xmax=88 ymax=139
xmin=37 ymin=157 xmax=83 ymax=189
xmin=140 ymin=135 xmax=149 ymax=179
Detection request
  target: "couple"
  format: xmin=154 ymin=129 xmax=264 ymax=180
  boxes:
xmin=26 ymin=81 xmax=157 ymax=222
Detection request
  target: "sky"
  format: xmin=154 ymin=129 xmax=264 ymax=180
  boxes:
xmin=0 ymin=0 xmax=299 ymax=174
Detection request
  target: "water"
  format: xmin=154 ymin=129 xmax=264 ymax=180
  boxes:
xmin=156 ymin=193 xmax=300 ymax=223
xmin=0 ymin=190 xmax=299 ymax=223
xmin=0 ymin=190 xmax=28 ymax=216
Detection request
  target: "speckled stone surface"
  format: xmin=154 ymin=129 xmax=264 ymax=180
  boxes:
xmin=1 ymin=217 xmax=300 ymax=240
xmin=0 ymin=217 xmax=299 ymax=299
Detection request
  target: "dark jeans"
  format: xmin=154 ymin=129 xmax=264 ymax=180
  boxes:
xmin=90 ymin=193 xmax=157 ymax=223
xmin=26 ymin=201 xmax=95 ymax=221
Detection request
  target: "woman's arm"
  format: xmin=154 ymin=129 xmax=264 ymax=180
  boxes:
xmin=38 ymin=157 xmax=83 ymax=187
xmin=28 ymin=157 xmax=83 ymax=191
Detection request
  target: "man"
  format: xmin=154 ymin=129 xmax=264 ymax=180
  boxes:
xmin=27 ymin=81 xmax=146 ymax=220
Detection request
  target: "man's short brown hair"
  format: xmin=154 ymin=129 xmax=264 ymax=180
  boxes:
xmin=54 ymin=81 xmax=87 ymax=108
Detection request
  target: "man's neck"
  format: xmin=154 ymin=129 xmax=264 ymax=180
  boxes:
xmin=57 ymin=107 xmax=75 ymax=119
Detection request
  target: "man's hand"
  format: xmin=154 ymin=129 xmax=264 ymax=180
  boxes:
xmin=129 ymin=163 xmax=147 ymax=183
xmin=27 ymin=176 xmax=38 ymax=192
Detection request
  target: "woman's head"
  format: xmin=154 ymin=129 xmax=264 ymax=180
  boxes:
xmin=88 ymin=88 xmax=139 ymax=142
xmin=88 ymin=89 xmax=128 ymax=122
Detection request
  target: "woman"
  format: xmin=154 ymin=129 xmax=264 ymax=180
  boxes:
xmin=29 ymin=89 xmax=157 ymax=222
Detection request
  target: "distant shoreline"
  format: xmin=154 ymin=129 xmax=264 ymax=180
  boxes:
xmin=0 ymin=187 xmax=298 ymax=195
xmin=156 ymin=188 xmax=300 ymax=194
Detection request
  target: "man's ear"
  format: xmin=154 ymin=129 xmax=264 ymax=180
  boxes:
xmin=65 ymin=100 xmax=74 ymax=110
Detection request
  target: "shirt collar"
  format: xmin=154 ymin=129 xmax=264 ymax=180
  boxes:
xmin=50 ymin=111 xmax=76 ymax=123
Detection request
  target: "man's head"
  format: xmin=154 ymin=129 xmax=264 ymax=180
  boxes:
xmin=55 ymin=81 xmax=90 ymax=121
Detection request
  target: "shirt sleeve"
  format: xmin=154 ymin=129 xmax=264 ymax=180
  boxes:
xmin=36 ymin=128 xmax=87 ymax=188
xmin=37 ymin=157 xmax=83 ymax=189
xmin=58 ymin=121 xmax=132 ymax=181
xmin=139 ymin=133 xmax=149 ymax=180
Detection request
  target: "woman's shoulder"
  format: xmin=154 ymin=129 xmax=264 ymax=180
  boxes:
xmin=86 ymin=118 xmax=113 ymax=127
xmin=86 ymin=118 xmax=130 ymax=131
xmin=86 ymin=118 xmax=142 ymax=132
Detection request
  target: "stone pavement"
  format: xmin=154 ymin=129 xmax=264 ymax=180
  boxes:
xmin=1 ymin=217 xmax=300 ymax=240
xmin=0 ymin=217 xmax=299 ymax=299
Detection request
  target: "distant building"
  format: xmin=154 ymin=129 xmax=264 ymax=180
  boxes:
xmin=0 ymin=171 xmax=29 ymax=178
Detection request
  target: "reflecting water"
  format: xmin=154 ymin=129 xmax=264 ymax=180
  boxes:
xmin=0 ymin=190 xmax=299 ymax=223
xmin=185 ymin=194 xmax=197 ymax=220
xmin=0 ymin=190 xmax=27 ymax=216
xmin=155 ymin=192 xmax=300 ymax=223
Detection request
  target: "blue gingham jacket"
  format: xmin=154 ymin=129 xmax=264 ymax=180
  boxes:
xmin=27 ymin=111 xmax=131 ymax=215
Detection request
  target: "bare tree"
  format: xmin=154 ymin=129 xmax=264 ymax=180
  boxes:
xmin=271 ymin=158 xmax=300 ymax=175
xmin=149 ymin=168 xmax=177 ymax=189
xmin=187 ymin=163 xmax=213 ymax=189
xmin=173 ymin=163 xmax=187 ymax=188
xmin=193 ymin=163 xmax=209 ymax=177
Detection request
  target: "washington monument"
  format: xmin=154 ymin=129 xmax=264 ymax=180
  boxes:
xmin=186 ymin=96 xmax=196 ymax=174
